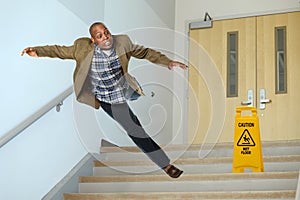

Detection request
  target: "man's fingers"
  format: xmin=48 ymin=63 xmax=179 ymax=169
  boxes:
xmin=21 ymin=47 xmax=35 ymax=56
xmin=168 ymin=61 xmax=188 ymax=70
xmin=21 ymin=49 xmax=27 ymax=56
xmin=21 ymin=48 xmax=29 ymax=56
xmin=181 ymin=64 xmax=188 ymax=69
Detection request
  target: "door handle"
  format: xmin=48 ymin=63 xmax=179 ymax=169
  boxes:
xmin=241 ymin=89 xmax=253 ymax=106
xmin=260 ymin=99 xmax=272 ymax=104
xmin=241 ymin=100 xmax=252 ymax=105
xmin=259 ymin=88 xmax=272 ymax=109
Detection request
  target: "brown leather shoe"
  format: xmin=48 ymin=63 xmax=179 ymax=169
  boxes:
xmin=164 ymin=164 xmax=183 ymax=178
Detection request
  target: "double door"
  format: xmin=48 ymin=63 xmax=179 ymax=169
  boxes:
xmin=188 ymin=12 xmax=300 ymax=144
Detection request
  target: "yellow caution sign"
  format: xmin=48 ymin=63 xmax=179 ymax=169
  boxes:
xmin=232 ymin=106 xmax=264 ymax=173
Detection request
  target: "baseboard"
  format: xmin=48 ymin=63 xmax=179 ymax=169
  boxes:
xmin=42 ymin=153 xmax=94 ymax=200
xmin=296 ymin=170 xmax=300 ymax=200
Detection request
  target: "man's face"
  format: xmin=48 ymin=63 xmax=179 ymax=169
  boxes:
xmin=91 ymin=24 xmax=113 ymax=50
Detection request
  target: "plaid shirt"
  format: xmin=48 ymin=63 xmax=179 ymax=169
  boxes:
xmin=89 ymin=45 xmax=126 ymax=104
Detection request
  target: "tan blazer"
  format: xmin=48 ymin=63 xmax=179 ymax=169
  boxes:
xmin=33 ymin=35 xmax=171 ymax=109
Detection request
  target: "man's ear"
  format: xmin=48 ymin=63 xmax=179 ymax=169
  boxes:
xmin=91 ymin=37 xmax=95 ymax=44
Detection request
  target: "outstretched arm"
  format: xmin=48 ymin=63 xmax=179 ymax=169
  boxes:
xmin=127 ymin=36 xmax=188 ymax=71
xmin=21 ymin=43 xmax=77 ymax=59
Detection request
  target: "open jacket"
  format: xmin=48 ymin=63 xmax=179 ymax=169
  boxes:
xmin=32 ymin=35 xmax=172 ymax=109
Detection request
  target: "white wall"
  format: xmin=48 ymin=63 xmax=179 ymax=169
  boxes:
xmin=0 ymin=0 xmax=104 ymax=135
xmin=0 ymin=0 xmax=177 ymax=199
xmin=0 ymin=0 xmax=104 ymax=199
xmin=175 ymin=0 xmax=300 ymax=33
xmin=0 ymin=95 xmax=87 ymax=200
xmin=173 ymin=0 xmax=300 ymax=143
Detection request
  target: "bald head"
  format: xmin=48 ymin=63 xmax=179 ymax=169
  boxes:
xmin=89 ymin=22 xmax=106 ymax=37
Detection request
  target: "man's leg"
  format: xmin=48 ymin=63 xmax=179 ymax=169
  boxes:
xmin=100 ymin=101 xmax=183 ymax=178
xmin=100 ymin=101 xmax=170 ymax=169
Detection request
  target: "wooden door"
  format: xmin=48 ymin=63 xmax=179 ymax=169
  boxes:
xmin=256 ymin=12 xmax=300 ymax=140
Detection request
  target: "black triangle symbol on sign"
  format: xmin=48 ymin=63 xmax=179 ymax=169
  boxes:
xmin=237 ymin=129 xmax=256 ymax=146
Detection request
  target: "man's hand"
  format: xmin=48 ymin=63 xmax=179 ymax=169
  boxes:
xmin=21 ymin=47 xmax=38 ymax=57
xmin=168 ymin=61 xmax=188 ymax=70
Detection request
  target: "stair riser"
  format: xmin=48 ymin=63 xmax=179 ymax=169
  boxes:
xmin=93 ymin=162 xmax=300 ymax=176
xmin=100 ymin=146 xmax=300 ymax=161
xmin=79 ymin=179 xmax=298 ymax=193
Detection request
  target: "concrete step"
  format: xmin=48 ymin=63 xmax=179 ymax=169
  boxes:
xmin=63 ymin=140 xmax=300 ymax=200
xmin=99 ymin=140 xmax=300 ymax=161
xmin=93 ymin=155 xmax=300 ymax=176
xmin=64 ymin=190 xmax=296 ymax=200
xmin=78 ymin=172 xmax=298 ymax=193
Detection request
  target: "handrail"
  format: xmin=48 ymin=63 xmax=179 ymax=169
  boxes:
xmin=0 ymin=86 xmax=74 ymax=148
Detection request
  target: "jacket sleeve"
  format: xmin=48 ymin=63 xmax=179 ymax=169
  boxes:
xmin=126 ymin=36 xmax=172 ymax=67
xmin=32 ymin=42 xmax=77 ymax=60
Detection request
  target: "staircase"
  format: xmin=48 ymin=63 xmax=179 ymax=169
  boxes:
xmin=64 ymin=140 xmax=300 ymax=199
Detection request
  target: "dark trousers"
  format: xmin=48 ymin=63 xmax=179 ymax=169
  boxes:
xmin=100 ymin=101 xmax=170 ymax=169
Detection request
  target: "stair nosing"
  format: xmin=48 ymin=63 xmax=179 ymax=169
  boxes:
xmin=79 ymin=171 xmax=299 ymax=183
xmin=64 ymin=190 xmax=296 ymax=199
xmin=93 ymin=155 xmax=300 ymax=167
xmin=100 ymin=140 xmax=300 ymax=153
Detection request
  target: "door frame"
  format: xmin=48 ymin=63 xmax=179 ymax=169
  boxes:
xmin=182 ymin=8 xmax=300 ymax=144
